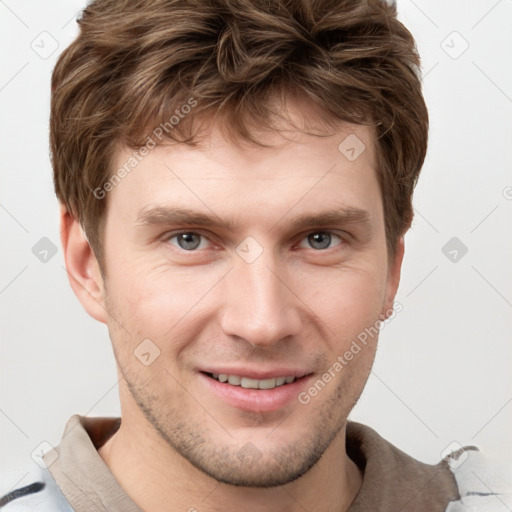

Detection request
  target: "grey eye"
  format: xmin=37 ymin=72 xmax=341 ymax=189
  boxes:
xmin=308 ymin=232 xmax=331 ymax=250
xmin=301 ymin=232 xmax=342 ymax=250
xmin=173 ymin=232 xmax=203 ymax=250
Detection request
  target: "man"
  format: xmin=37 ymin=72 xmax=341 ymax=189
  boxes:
xmin=1 ymin=0 xmax=510 ymax=511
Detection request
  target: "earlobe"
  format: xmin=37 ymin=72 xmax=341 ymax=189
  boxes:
xmin=60 ymin=204 xmax=108 ymax=324
xmin=381 ymin=237 xmax=405 ymax=319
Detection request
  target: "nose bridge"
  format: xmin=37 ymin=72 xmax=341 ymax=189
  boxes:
xmin=220 ymin=246 xmax=301 ymax=347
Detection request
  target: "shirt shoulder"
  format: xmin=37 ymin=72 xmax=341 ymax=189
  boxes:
xmin=346 ymin=421 xmax=512 ymax=512
xmin=0 ymin=457 xmax=74 ymax=511
xmin=444 ymin=447 xmax=512 ymax=511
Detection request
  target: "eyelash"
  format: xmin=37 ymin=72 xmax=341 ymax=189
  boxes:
xmin=164 ymin=230 xmax=345 ymax=252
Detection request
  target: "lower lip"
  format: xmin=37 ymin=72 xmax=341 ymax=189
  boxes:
xmin=198 ymin=373 xmax=313 ymax=413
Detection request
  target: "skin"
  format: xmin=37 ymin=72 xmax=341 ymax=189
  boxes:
xmin=61 ymin=108 xmax=404 ymax=512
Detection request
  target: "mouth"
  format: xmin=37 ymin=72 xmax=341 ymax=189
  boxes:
xmin=199 ymin=370 xmax=313 ymax=412
xmin=203 ymin=372 xmax=299 ymax=389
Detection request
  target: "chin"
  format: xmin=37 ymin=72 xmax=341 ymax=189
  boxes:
xmin=185 ymin=445 xmax=325 ymax=488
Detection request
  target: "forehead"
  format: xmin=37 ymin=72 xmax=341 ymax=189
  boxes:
xmin=106 ymin=120 xmax=380 ymax=231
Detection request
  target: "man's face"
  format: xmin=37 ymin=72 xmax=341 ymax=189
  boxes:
xmin=94 ymin=117 xmax=401 ymax=487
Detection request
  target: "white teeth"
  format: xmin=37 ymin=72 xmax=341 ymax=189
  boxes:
xmin=209 ymin=373 xmax=297 ymax=389
xmin=258 ymin=378 xmax=276 ymax=390
xmin=227 ymin=375 xmax=241 ymax=385
xmin=241 ymin=377 xmax=259 ymax=389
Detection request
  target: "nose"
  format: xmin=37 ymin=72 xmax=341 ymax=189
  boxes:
xmin=219 ymin=249 xmax=302 ymax=349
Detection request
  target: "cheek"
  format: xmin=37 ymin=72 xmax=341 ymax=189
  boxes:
xmin=300 ymin=264 xmax=388 ymax=342
xmin=107 ymin=263 xmax=225 ymax=346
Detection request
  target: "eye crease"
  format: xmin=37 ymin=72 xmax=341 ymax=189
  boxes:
xmin=167 ymin=231 xmax=343 ymax=251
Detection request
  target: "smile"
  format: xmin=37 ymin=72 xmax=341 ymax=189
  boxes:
xmin=199 ymin=371 xmax=313 ymax=412
xmin=207 ymin=373 xmax=296 ymax=389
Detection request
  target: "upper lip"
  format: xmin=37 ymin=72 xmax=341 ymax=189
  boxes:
xmin=200 ymin=367 xmax=312 ymax=380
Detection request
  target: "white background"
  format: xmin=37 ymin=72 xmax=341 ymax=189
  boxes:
xmin=1 ymin=0 xmax=511 ymax=475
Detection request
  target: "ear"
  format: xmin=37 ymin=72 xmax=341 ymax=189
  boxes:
xmin=381 ymin=236 xmax=405 ymax=319
xmin=60 ymin=204 xmax=108 ymax=324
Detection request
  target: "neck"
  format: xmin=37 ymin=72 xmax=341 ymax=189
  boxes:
xmin=98 ymin=401 xmax=362 ymax=512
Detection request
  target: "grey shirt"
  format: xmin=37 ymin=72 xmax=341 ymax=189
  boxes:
xmin=12 ymin=414 xmax=509 ymax=511
xmin=39 ymin=414 xmax=459 ymax=511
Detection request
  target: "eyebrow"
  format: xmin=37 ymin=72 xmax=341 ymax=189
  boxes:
xmin=134 ymin=206 xmax=372 ymax=232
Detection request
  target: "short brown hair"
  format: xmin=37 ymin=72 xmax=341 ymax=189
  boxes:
xmin=51 ymin=0 xmax=428 ymax=267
